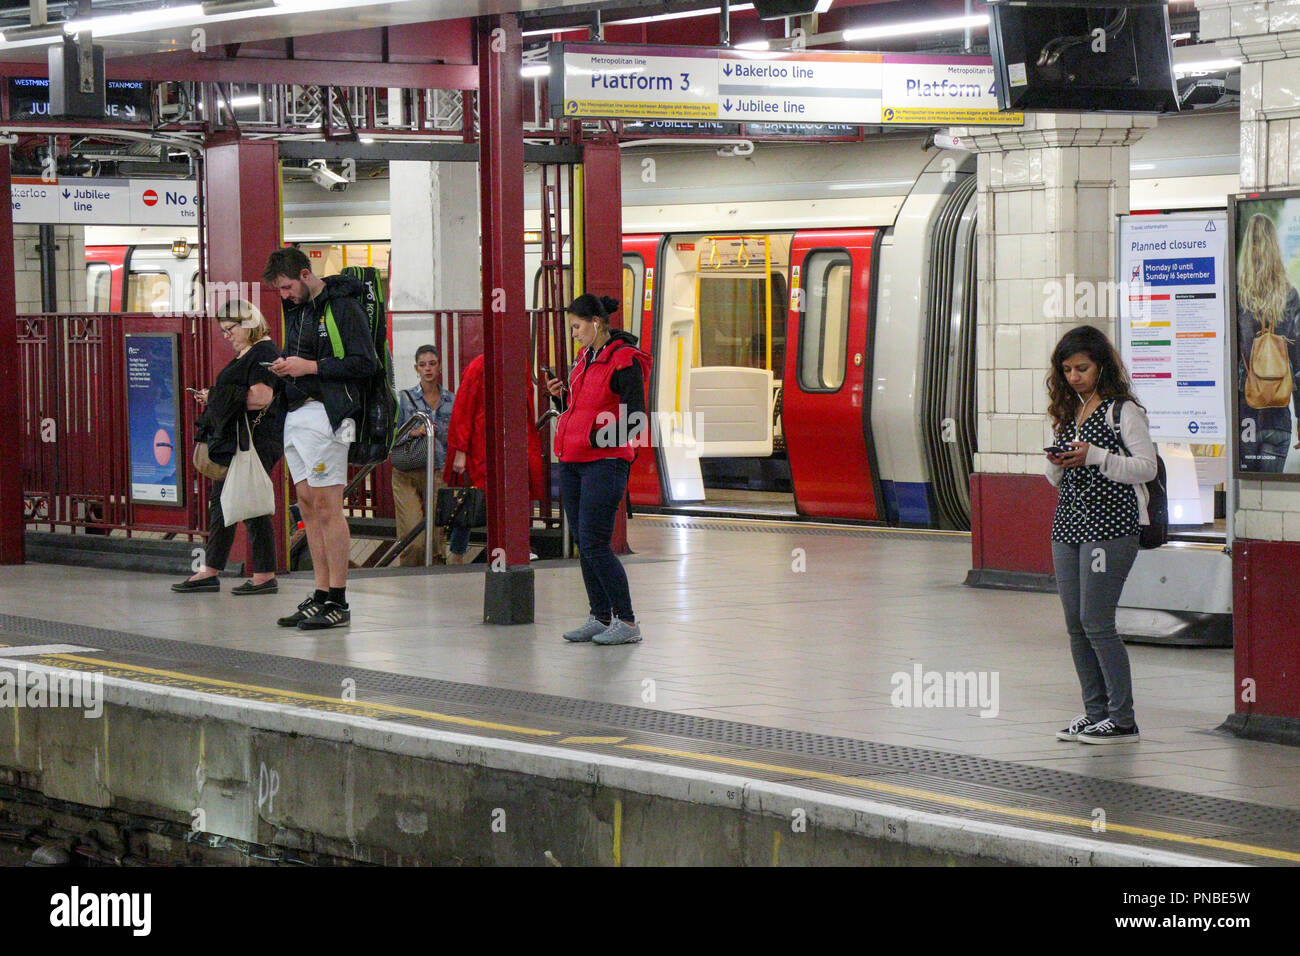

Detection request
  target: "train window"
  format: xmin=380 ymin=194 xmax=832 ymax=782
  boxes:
xmin=622 ymin=255 xmax=644 ymax=341
xmin=189 ymin=274 xmax=203 ymax=314
xmin=798 ymin=250 xmax=852 ymax=391
xmin=697 ymin=273 xmax=787 ymax=373
xmin=127 ymin=272 xmax=171 ymax=314
xmin=531 ymin=266 xmax=573 ymax=311
xmin=87 ymin=263 xmax=111 ymax=312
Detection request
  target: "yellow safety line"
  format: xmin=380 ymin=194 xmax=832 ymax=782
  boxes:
xmin=771 ymin=828 xmax=781 ymax=867
xmin=43 ymin=654 xmax=557 ymax=738
xmin=559 ymin=736 xmax=627 ymax=745
xmin=619 ymin=744 xmax=1300 ymax=864
xmin=613 ymin=798 xmax=623 ymax=867
xmin=675 ymin=336 xmax=683 ymax=419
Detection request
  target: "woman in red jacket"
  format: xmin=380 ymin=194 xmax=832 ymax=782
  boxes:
xmin=545 ymin=294 xmax=651 ymax=646
xmin=442 ymin=352 xmax=546 ymax=562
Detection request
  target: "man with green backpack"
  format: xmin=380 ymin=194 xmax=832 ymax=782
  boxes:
xmin=263 ymin=247 xmax=379 ymax=630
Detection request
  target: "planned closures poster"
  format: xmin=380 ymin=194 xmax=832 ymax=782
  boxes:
xmin=125 ymin=334 xmax=182 ymax=505
xmin=1231 ymin=192 xmax=1300 ymax=478
xmin=1118 ymin=213 xmax=1227 ymax=444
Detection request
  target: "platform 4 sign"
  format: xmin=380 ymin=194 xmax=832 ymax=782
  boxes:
xmin=550 ymin=43 xmax=1022 ymax=127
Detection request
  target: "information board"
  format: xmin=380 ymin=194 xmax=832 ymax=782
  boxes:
xmin=550 ymin=43 xmax=1022 ymax=127
xmin=8 ymin=76 xmax=150 ymax=122
xmin=1118 ymin=213 xmax=1228 ymax=444
xmin=125 ymin=333 xmax=183 ymax=506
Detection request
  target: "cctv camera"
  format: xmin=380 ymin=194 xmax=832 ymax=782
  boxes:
xmin=308 ymin=160 xmax=349 ymax=192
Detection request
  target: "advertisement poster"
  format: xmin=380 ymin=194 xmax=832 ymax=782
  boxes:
xmin=1118 ymin=213 xmax=1227 ymax=444
xmin=1230 ymin=190 xmax=1300 ymax=479
xmin=125 ymin=333 xmax=183 ymax=505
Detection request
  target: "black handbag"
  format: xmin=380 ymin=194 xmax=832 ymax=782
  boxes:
xmin=435 ymin=477 xmax=487 ymax=530
xmin=390 ymin=434 xmax=429 ymax=472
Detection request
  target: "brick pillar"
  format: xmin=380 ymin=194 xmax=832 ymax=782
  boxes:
xmin=954 ymin=113 xmax=1155 ymax=589
xmin=1202 ymin=0 xmax=1300 ymax=734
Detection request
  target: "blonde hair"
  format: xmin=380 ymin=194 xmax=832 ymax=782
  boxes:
xmin=216 ymin=300 xmax=270 ymax=344
xmin=1238 ymin=214 xmax=1291 ymax=329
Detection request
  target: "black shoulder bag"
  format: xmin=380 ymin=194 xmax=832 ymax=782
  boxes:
xmin=1108 ymin=398 xmax=1168 ymax=550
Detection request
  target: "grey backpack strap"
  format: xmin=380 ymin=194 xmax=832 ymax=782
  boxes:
xmin=1109 ymin=398 xmax=1132 ymax=456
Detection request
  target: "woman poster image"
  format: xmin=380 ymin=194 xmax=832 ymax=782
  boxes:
xmin=1235 ymin=210 xmax=1300 ymax=475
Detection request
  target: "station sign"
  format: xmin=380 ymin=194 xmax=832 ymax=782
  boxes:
xmin=10 ymin=177 xmax=198 ymax=226
xmin=550 ymin=42 xmax=1022 ymax=127
xmin=620 ymin=118 xmax=864 ymax=139
xmin=8 ymin=76 xmax=151 ymax=122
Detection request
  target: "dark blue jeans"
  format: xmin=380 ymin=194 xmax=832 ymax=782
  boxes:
xmin=559 ymin=458 xmax=634 ymax=623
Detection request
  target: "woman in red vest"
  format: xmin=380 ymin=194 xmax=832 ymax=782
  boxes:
xmin=442 ymin=352 xmax=546 ymax=562
xmin=546 ymin=294 xmax=651 ymax=646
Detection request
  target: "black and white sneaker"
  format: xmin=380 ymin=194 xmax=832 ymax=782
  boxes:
xmin=1055 ymin=714 xmax=1100 ymax=742
xmin=1077 ymin=718 xmax=1140 ymax=745
xmin=297 ymin=601 xmax=350 ymax=630
xmin=277 ymin=596 xmax=324 ymax=628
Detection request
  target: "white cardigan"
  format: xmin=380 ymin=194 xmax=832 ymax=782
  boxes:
xmin=1045 ymin=400 xmax=1159 ymax=525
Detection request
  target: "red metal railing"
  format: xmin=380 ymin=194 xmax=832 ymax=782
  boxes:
xmin=19 ymin=312 xmax=214 ymax=537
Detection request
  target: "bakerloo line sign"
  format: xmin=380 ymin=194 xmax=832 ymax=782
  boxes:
xmin=549 ymin=42 xmax=1023 ymax=127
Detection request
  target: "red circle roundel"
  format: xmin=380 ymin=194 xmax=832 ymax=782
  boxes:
xmin=142 ymin=189 xmax=158 ymax=206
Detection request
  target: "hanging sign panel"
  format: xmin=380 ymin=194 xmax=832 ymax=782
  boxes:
xmin=550 ymin=43 xmax=1022 ymax=127
xmin=1118 ymin=212 xmax=1228 ymax=444
xmin=10 ymin=176 xmax=197 ymax=225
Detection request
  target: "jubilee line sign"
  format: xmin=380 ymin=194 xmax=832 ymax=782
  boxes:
xmin=549 ymin=43 xmax=1023 ymax=127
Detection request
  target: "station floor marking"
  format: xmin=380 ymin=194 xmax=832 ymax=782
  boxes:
xmin=620 ymin=744 xmax=1300 ymax=864
xmin=19 ymin=650 xmax=1292 ymax=864
xmin=0 ymin=644 xmax=97 ymax=657
xmin=35 ymin=653 xmax=558 ymax=738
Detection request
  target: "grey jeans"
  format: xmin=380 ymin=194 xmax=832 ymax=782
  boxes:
xmin=1052 ymin=535 xmax=1140 ymax=728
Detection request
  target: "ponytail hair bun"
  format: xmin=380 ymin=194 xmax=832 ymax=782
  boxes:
xmin=566 ymin=293 xmax=620 ymax=322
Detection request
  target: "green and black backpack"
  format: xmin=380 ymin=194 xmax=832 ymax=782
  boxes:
xmin=323 ymin=265 xmax=398 ymax=466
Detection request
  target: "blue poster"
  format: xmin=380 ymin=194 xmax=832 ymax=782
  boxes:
xmin=125 ymin=334 xmax=182 ymax=505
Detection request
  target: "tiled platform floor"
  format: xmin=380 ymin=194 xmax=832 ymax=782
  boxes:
xmin=0 ymin=515 xmax=1291 ymax=810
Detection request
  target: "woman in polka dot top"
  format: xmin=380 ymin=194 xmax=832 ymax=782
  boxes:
xmin=1044 ymin=325 xmax=1157 ymax=746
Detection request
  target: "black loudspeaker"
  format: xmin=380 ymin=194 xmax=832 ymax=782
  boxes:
xmin=750 ymin=0 xmax=823 ymax=21
xmin=48 ymin=37 xmax=105 ymax=119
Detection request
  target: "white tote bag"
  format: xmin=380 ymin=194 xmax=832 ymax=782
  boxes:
xmin=220 ymin=414 xmax=274 ymax=527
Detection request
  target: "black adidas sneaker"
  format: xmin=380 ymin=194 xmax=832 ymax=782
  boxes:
xmin=277 ymin=596 xmax=324 ymax=628
xmin=297 ymin=601 xmax=350 ymax=630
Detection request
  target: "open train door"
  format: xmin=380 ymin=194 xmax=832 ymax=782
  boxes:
xmin=781 ymin=230 xmax=882 ymax=520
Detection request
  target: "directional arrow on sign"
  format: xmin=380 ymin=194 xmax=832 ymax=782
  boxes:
xmin=723 ymin=99 xmax=732 ymax=111
xmin=62 ymin=189 xmax=69 ymax=198
xmin=723 ymin=63 xmax=732 ymax=77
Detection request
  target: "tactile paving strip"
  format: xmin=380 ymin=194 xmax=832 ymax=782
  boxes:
xmin=3 ymin=611 xmax=1298 ymax=854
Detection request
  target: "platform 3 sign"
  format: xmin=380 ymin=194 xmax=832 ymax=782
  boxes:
xmin=550 ymin=43 xmax=1022 ymax=126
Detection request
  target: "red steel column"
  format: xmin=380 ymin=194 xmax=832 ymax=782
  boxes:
xmin=203 ymin=139 xmax=289 ymax=571
xmin=478 ymin=13 xmax=533 ymax=623
xmin=582 ymin=142 xmax=630 ymax=553
xmin=0 ymin=145 xmax=22 ymax=564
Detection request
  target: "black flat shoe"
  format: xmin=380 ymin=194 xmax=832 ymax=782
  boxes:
xmin=171 ymin=576 xmax=219 ymax=593
xmin=232 ymin=579 xmax=278 ymax=596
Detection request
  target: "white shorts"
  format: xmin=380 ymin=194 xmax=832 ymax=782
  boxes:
xmin=284 ymin=401 xmax=355 ymax=487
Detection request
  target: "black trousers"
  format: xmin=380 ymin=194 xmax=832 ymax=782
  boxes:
xmin=205 ymin=480 xmax=276 ymax=573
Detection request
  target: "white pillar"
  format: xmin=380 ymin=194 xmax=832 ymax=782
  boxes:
xmin=388 ymin=160 xmax=479 ymax=387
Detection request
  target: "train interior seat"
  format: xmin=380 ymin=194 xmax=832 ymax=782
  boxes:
xmin=687 ymin=366 xmax=774 ymax=458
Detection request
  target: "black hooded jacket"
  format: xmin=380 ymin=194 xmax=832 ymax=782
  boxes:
xmin=280 ymin=273 xmax=379 ymax=431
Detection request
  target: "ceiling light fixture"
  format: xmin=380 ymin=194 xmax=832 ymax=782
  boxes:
xmin=1173 ymin=58 xmax=1240 ymax=74
xmin=842 ymin=12 xmax=988 ymax=42
xmin=201 ymin=0 xmax=276 ymax=14
xmin=520 ymin=64 xmax=550 ymax=78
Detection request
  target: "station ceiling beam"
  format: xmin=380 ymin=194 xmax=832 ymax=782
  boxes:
xmin=277 ymin=140 xmax=581 ymax=164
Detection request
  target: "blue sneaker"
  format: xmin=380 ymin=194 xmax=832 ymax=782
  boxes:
xmin=562 ymin=616 xmax=609 ymax=643
xmin=593 ymin=618 xmax=642 ymax=645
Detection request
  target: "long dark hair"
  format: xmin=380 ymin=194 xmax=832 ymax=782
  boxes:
xmin=566 ymin=294 xmax=620 ymax=324
xmin=1045 ymin=325 xmax=1142 ymax=432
